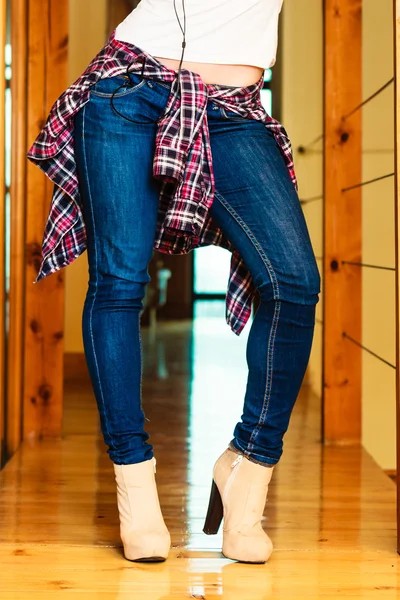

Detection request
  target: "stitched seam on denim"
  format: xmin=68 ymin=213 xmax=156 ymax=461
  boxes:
xmin=153 ymin=79 xmax=172 ymax=90
xmin=246 ymin=454 xmax=277 ymax=467
xmin=213 ymin=189 xmax=280 ymax=299
xmin=229 ymin=439 xmax=278 ymax=465
xmin=138 ymin=311 xmax=144 ymax=418
xmin=246 ymin=299 xmax=281 ymax=453
xmin=213 ymin=188 xmax=281 ymax=458
xmin=81 ymin=104 xmax=113 ymax=448
xmin=220 ymin=106 xmax=246 ymax=121
xmin=90 ymin=77 xmax=147 ymax=98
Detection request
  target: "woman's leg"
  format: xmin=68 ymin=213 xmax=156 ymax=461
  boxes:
xmin=73 ymin=74 xmax=166 ymax=465
xmin=208 ymin=110 xmax=321 ymax=467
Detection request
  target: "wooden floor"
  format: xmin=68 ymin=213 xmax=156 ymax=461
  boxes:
xmin=0 ymin=304 xmax=398 ymax=598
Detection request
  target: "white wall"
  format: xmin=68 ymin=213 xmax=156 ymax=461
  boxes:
xmin=361 ymin=0 xmax=395 ymax=470
xmin=281 ymin=0 xmax=324 ymax=398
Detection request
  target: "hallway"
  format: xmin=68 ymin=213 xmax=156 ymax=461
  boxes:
xmin=0 ymin=309 xmax=397 ymax=598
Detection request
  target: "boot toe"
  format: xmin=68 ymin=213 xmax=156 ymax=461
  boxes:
xmin=122 ymin=529 xmax=171 ymax=562
xmin=222 ymin=532 xmax=273 ymax=563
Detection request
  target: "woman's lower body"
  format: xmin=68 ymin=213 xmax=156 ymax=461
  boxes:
xmin=74 ymin=71 xmax=321 ymax=470
xmin=73 ymin=71 xmax=320 ymax=562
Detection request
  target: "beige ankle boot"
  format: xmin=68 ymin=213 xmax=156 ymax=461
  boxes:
xmin=113 ymin=457 xmax=171 ymax=562
xmin=203 ymin=448 xmax=274 ymax=563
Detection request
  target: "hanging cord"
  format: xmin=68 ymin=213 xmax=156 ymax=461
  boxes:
xmin=110 ymin=0 xmax=187 ymax=125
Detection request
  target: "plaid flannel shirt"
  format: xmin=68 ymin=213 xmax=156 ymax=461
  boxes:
xmin=27 ymin=30 xmax=297 ymax=335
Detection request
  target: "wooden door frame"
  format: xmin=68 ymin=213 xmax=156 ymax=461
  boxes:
xmin=394 ymin=0 xmax=400 ymax=555
xmin=322 ymin=0 xmax=362 ymax=444
xmin=0 ymin=0 xmax=7 ymax=468
xmin=1 ymin=0 xmax=68 ymax=470
xmin=5 ymin=0 xmax=28 ymax=462
xmin=107 ymin=0 xmax=139 ymax=33
xmin=24 ymin=0 xmax=68 ymax=441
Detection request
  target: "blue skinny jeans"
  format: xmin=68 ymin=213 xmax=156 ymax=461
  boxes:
xmin=73 ymin=72 xmax=321 ymax=468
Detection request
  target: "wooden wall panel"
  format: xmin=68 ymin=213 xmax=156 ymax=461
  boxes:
xmin=0 ymin=0 xmax=6 ymax=467
xmin=323 ymin=0 xmax=362 ymax=442
xmin=394 ymin=0 xmax=400 ymax=556
xmin=107 ymin=0 xmax=139 ymax=33
xmin=24 ymin=0 xmax=68 ymax=439
xmin=6 ymin=0 xmax=28 ymax=459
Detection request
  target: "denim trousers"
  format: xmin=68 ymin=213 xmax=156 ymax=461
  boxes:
xmin=73 ymin=71 xmax=321 ymax=468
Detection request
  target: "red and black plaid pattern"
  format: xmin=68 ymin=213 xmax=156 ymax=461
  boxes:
xmin=27 ymin=30 xmax=297 ymax=335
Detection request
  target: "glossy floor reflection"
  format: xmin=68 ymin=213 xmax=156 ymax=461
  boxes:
xmin=0 ymin=302 xmax=398 ymax=598
xmin=188 ymin=301 xmax=251 ymax=551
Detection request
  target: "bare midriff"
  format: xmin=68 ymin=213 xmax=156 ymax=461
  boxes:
xmin=153 ymin=56 xmax=265 ymax=87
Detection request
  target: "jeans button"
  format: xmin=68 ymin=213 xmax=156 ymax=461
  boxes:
xmin=212 ymin=104 xmax=219 ymax=110
xmin=147 ymin=80 xmax=154 ymax=88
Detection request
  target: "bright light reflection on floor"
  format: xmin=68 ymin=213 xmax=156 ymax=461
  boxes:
xmin=187 ymin=300 xmax=252 ymax=551
xmin=187 ymin=558 xmax=229 ymax=598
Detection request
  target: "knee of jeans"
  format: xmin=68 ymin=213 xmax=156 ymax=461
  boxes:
xmin=303 ymin=262 xmax=321 ymax=301
xmin=255 ymin=278 xmax=276 ymax=303
xmin=256 ymin=262 xmax=321 ymax=305
xmin=283 ymin=262 xmax=321 ymax=304
xmin=91 ymin=273 xmax=150 ymax=309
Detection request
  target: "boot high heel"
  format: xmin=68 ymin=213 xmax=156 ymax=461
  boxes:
xmin=113 ymin=456 xmax=171 ymax=562
xmin=203 ymin=448 xmax=274 ymax=563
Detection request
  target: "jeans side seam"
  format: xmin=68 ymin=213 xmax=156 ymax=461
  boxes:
xmin=213 ymin=188 xmax=280 ymax=300
xmin=138 ymin=311 xmax=144 ymax=417
xmin=212 ymin=188 xmax=282 ymax=457
xmin=246 ymin=299 xmax=281 ymax=453
xmin=81 ymin=104 xmax=114 ymax=450
xmin=228 ymin=440 xmax=277 ymax=467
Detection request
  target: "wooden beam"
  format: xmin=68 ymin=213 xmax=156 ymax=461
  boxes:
xmin=323 ymin=0 xmax=362 ymax=443
xmin=6 ymin=0 xmax=28 ymax=459
xmin=107 ymin=0 xmax=139 ymax=33
xmin=24 ymin=0 xmax=68 ymax=440
xmin=0 ymin=0 xmax=6 ymax=467
xmin=394 ymin=0 xmax=400 ymax=557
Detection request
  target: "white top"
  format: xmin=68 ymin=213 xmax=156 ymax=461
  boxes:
xmin=115 ymin=0 xmax=284 ymax=70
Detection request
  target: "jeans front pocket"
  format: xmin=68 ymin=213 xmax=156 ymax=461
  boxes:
xmin=89 ymin=72 xmax=172 ymax=125
xmin=90 ymin=73 xmax=147 ymax=98
xmin=220 ymin=106 xmax=248 ymax=121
